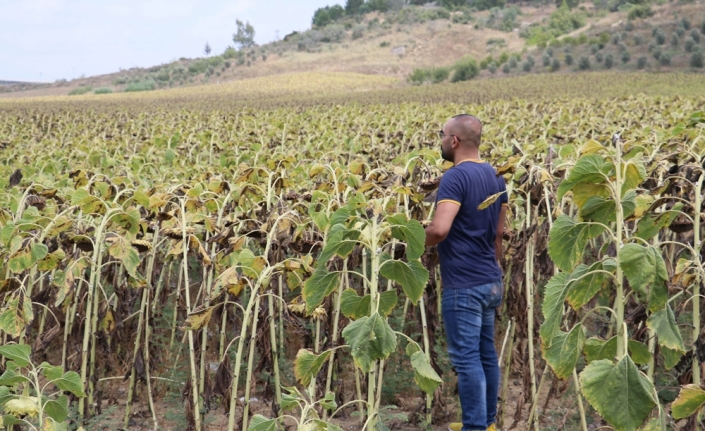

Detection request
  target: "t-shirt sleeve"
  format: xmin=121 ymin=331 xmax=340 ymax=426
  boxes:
xmin=497 ymin=174 xmax=508 ymax=206
xmin=436 ymin=169 xmax=463 ymax=206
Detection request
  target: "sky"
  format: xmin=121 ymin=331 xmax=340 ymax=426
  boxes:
xmin=0 ymin=0 xmax=334 ymax=82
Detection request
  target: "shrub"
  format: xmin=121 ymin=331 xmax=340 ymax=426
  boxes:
xmin=578 ymin=55 xmax=590 ymax=69
xmin=125 ymin=80 xmax=156 ymax=92
xmin=655 ymin=31 xmax=666 ymax=45
xmin=618 ymin=42 xmax=628 ymax=52
xmin=93 ymin=88 xmax=112 ymax=94
xmin=488 ymin=62 xmax=498 ymax=73
xmin=648 ymin=42 xmax=656 ymax=52
xmin=543 ymin=54 xmax=551 ymax=66
xmin=527 ymin=55 xmax=536 ymax=66
xmin=612 ymin=33 xmax=621 ymax=45
xmin=509 ymin=57 xmax=518 ymax=68
xmin=691 ymin=28 xmax=701 ymax=43
xmin=596 ymin=52 xmax=604 ymax=62
xmin=590 ymin=43 xmax=599 ymax=54
xmin=628 ymin=5 xmax=653 ymax=20
xmin=322 ymin=24 xmax=345 ymax=42
xmin=223 ymin=47 xmax=238 ymax=59
xmin=208 ymin=56 xmax=223 ymax=67
xmin=565 ymin=53 xmax=574 ymax=65
xmin=498 ymin=52 xmax=509 ymax=64
xmin=637 ymin=56 xmax=647 ymax=69
xmin=523 ymin=61 xmax=532 ymax=72
xmin=692 ymin=51 xmax=704 ymax=68
xmin=659 ymin=53 xmax=671 ymax=65
xmin=352 ymin=24 xmax=366 ymax=40
xmin=652 ymin=47 xmax=662 ymax=60
xmin=551 ymin=58 xmax=560 ymax=71
xmin=621 ymin=50 xmax=631 ymax=63
xmin=408 ymin=68 xmax=429 ymax=85
xmin=681 ymin=17 xmax=691 ymax=30
xmin=702 ymin=19 xmax=705 ymax=36
xmin=188 ymin=60 xmax=208 ymax=74
xmin=431 ymin=67 xmax=450 ymax=83
xmin=68 ymin=86 xmax=92 ymax=95
xmin=604 ymin=53 xmax=614 ymax=68
xmin=685 ymin=37 xmax=696 ymax=52
xmin=451 ymin=57 xmax=480 ymax=82
xmin=625 ymin=21 xmax=634 ymax=31
xmin=671 ymin=34 xmax=679 ymax=48
xmin=634 ymin=35 xmax=642 ymax=45
xmin=546 ymin=47 xmax=554 ymax=57
xmin=676 ymin=26 xmax=686 ymax=38
xmin=502 ymin=63 xmax=511 ymax=73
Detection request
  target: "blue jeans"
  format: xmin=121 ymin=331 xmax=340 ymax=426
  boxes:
xmin=442 ymin=281 xmax=503 ymax=431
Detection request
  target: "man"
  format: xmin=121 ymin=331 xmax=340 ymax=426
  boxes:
xmin=424 ymin=114 xmax=507 ymax=431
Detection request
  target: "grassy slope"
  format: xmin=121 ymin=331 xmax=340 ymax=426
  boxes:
xmin=2 ymin=1 xmax=704 ymax=99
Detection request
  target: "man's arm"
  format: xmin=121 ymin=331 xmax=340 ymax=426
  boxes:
xmin=425 ymin=202 xmax=460 ymax=246
xmin=495 ymin=204 xmax=507 ymax=261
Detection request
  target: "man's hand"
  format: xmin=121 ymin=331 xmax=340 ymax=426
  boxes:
xmin=425 ymin=202 xmax=460 ymax=246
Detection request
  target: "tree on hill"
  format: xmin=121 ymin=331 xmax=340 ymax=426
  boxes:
xmin=345 ymin=0 xmax=364 ymax=14
xmin=233 ymin=20 xmax=255 ymax=50
xmin=204 ymin=42 xmax=211 ymax=56
xmin=313 ymin=5 xmax=345 ymax=27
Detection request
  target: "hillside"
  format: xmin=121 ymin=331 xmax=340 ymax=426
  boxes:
xmin=2 ymin=0 xmax=705 ymax=98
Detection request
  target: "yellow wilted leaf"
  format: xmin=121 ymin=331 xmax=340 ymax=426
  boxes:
xmin=229 ymin=236 xmax=246 ymax=251
xmin=477 ymin=191 xmax=507 ymax=210
xmin=309 ymin=163 xmax=325 ymax=177
xmin=349 ymin=161 xmax=364 ymax=175
xmin=285 ymin=260 xmax=301 ymax=271
xmin=288 ymin=296 xmax=306 ymax=314
xmin=100 ymin=309 xmax=116 ymax=333
xmin=312 ymin=306 xmax=327 ymax=321
xmin=183 ymin=306 xmax=216 ymax=330
xmin=633 ymin=195 xmax=655 ymax=218
xmin=4 ymin=397 xmax=39 ymax=418
xmin=580 ymin=139 xmax=604 ymax=156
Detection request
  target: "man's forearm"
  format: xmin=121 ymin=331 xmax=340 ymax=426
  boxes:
xmin=425 ymin=225 xmax=446 ymax=246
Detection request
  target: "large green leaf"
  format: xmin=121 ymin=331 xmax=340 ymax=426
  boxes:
xmin=543 ymin=325 xmax=585 ymax=379
xmin=8 ymin=242 xmax=48 ymax=273
xmin=247 ymin=414 xmax=277 ymax=431
xmin=580 ymin=356 xmax=657 ymax=431
xmin=303 ymin=268 xmax=339 ymax=314
xmin=342 ymin=313 xmax=397 ymax=373
xmin=294 ymin=349 xmax=332 ymax=386
xmin=646 ymin=304 xmax=685 ymax=354
xmin=53 ymin=371 xmax=86 ymax=397
xmin=317 ymin=224 xmax=359 ymax=265
xmin=44 ymin=395 xmax=69 ymax=423
xmin=557 ymin=154 xmax=613 ymax=202
xmin=386 ymin=214 xmax=425 ymax=260
xmin=584 ymin=337 xmax=651 ymax=365
xmin=580 ymin=190 xmax=636 ymax=223
xmin=0 ymin=368 xmax=25 ymax=386
xmin=540 ymin=272 xmax=571 ymax=347
xmin=340 ymin=289 xmax=397 ymax=320
xmin=672 ymin=384 xmax=705 ymax=419
xmin=0 ymin=345 xmax=30 ymax=367
xmin=410 ymin=351 xmax=442 ymax=394
xmin=379 ymin=256 xmax=428 ymax=305
xmin=548 ymin=215 xmax=605 ymax=272
xmin=107 ymin=236 xmax=143 ymax=281
xmin=635 ymin=203 xmax=683 ymax=240
xmin=566 ymin=258 xmax=617 ymax=309
xmin=620 ymin=244 xmax=668 ymax=312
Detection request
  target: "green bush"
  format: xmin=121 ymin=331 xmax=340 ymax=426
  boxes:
xmin=634 ymin=35 xmax=643 ymax=45
xmin=125 ymin=80 xmax=156 ymax=92
xmin=498 ymin=52 xmax=509 ymax=64
xmin=681 ymin=17 xmax=691 ymax=30
xmin=621 ymin=50 xmax=631 ymax=63
xmin=659 ymin=53 xmax=671 ymax=66
xmin=113 ymin=77 xmax=128 ymax=85
xmin=671 ymin=34 xmax=679 ymax=48
xmin=543 ymin=54 xmax=551 ymax=66
xmin=322 ymin=24 xmax=345 ymax=42
xmin=431 ymin=67 xmax=450 ymax=83
xmin=692 ymin=51 xmax=704 ymax=68
xmin=408 ymin=68 xmax=429 ymax=84
xmin=208 ymin=56 xmax=224 ymax=67
xmin=604 ymin=53 xmax=614 ymax=68
xmin=187 ymin=60 xmax=208 ymax=74
xmin=68 ymin=86 xmax=92 ymax=95
xmin=551 ymin=58 xmax=560 ymax=71
xmin=223 ymin=47 xmax=237 ymax=59
xmin=627 ymin=5 xmax=653 ymax=20
xmin=652 ymin=47 xmax=662 ymax=60
xmin=612 ymin=33 xmax=621 ymax=45
xmin=509 ymin=57 xmax=518 ymax=68
xmin=595 ymin=52 xmax=604 ymax=62
xmin=565 ymin=53 xmax=574 ymax=65
xmin=676 ymin=26 xmax=686 ymax=38
xmin=524 ymin=4 xmax=585 ymax=45
xmin=488 ymin=62 xmax=498 ymax=73
xmin=637 ymin=56 xmax=647 ymax=69
xmin=451 ymin=58 xmax=479 ymax=82
xmin=502 ymin=63 xmax=511 ymax=73
xmin=625 ymin=21 xmax=634 ymax=31
xmin=685 ymin=37 xmax=696 ymax=52
xmin=578 ymin=55 xmax=590 ymax=69
xmin=701 ymin=19 xmax=705 ymax=36
xmin=522 ymin=61 xmax=532 ymax=72
xmin=655 ymin=31 xmax=666 ymax=45
xmin=352 ymin=24 xmax=366 ymax=40
xmin=93 ymin=88 xmax=112 ymax=94
xmin=691 ymin=28 xmax=701 ymax=43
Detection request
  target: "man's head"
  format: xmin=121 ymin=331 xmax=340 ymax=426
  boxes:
xmin=439 ymin=114 xmax=483 ymax=163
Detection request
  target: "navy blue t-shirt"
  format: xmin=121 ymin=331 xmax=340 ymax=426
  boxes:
xmin=435 ymin=159 xmax=507 ymax=289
